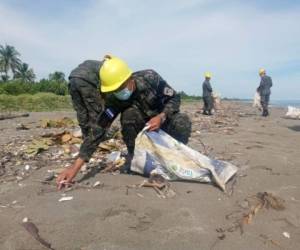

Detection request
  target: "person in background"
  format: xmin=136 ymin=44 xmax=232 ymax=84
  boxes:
xmin=56 ymin=55 xmax=191 ymax=189
xmin=257 ymin=68 xmax=273 ymax=117
xmin=202 ymin=72 xmax=213 ymax=115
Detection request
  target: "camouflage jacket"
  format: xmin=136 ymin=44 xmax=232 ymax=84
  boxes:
xmin=79 ymin=69 xmax=180 ymax=161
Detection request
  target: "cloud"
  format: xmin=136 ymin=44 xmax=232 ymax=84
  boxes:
xmin=0 ymin=0 xmax=299 ymax=99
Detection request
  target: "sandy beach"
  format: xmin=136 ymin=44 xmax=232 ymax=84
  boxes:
xmin=0 ymin=101 xmax=299 ymax=250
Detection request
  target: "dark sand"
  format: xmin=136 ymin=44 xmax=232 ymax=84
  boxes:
xmin=0 ymin=101 xmax=299 ymax=250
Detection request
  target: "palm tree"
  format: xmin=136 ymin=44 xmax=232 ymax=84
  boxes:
xmin=48 ymin=71 xmax=66 ymax=83
xmin=14 ymin=63 xmax=36 ymax=83
xmin=0 ymin=44 xmax=21 ymax=80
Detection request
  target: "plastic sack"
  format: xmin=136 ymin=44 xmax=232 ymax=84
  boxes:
xmin=212 ymin=92 xmax=221 ymax=110
xmin=131 ymin=129 xmax=238 ymax=191
xmin=285 ymin=106 xmax=300 ymax=119
xmin=253 ymin=91 xmax=262 ymax=110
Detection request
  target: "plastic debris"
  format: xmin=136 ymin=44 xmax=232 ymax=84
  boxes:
xmin=25 ymin=164 xmax=31 ymax=171
xmin=285 ymin=106 xmax=300 ymax=119
xmin=58 ymin=196 xmax=73 ymax=202
xmin=93 ymin=181 xmax=101 ymax=187
xmin=106 ymin=151 xmax=121 ymax=163
xmin=41 ymin=117 xmax=76 ymax=128
xmin=16 ymin=123 xmax=30 ymax=130
xmin=253 ymin=91 xmax=262 ymax=110
xmin=283 ymin=232 xmax=290 ymax=239
xmin=72 ymin=129 xmax=82 ymax=138
xmin=22 ymin=217 xmax=29 ymax=223
xmin=131 ymin=128 xmax=237 ymax=191
xmin=25 ymin=138 xmax=53 ymax=156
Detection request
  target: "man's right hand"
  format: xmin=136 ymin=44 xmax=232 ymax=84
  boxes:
xmin=56 ymin=158 xmax=85 ymax=190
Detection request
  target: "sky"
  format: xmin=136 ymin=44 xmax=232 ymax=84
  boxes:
xmin=1 ymin=0 xmax=300 ymax=99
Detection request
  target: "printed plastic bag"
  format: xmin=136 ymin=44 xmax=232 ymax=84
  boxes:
xmin=253 ymin=91 xmax=262 ymax=110
xmin=212 ymin=92 xmax=221 ymax=110
xmin=131 ymin=129 xmax=238 ymax=191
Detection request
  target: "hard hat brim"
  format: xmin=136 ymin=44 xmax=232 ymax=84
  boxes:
xmin=100 ymin=71 xmax=132 ymax=93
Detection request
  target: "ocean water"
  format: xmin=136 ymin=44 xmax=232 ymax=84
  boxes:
xmin=239 ymin=99 xmax=300 ymax=108
xmin=270 ymin=100 xmax=300 ymax=108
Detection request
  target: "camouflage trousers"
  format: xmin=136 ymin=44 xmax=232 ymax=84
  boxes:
xmin=260 ymin=94 xmax=270 ymax=116
xmin=121 ymin=106 xmax=192 ymax=154
xmin=203 ymin=95 xmax=213 ymax=115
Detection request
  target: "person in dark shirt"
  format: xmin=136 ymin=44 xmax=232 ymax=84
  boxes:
xmin=202 ymin=72 xmax=213 ymax=115
xmin=57 ymin=55 xmax=191 ymax=189
xmin=257 ymin=68 xmax=273 ymax=117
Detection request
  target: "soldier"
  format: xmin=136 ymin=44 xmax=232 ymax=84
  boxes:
xmin=257 ymin=68 xmax=273 ymax=117
xmin=57 ymin=55 xmax=191 ymax=189
xmin=202 ymin=72 xmax=213 ymax=115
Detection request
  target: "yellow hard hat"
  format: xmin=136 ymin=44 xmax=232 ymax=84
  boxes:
xmin=259 ymin=68 xmax=266 ymax=75
xmin=205 ymin=72 xmax=212 ymax=78
xmin=100 ymin=55 xmax=133 ymax=92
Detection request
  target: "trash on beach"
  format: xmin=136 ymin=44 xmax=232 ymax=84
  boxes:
xmin=93 ymin=181 xmax=101 ymax=187
xmin=40 ymin=117 xmax=76 ymax=128
xmin=22 ymin=217 xmax=29 ymax=223
xmin=99 ymin=150 xmax=125 ymax=173
xmin=140 ymin=174 xmax=175 ymax=199
xmin=219 ymin=192 xmax=285 ymax=235
xmin=99 ymin=139 xmax=123 ymax=152
xmin=242 ymin=192 xmax=285 ymax=225
xmin=43 ymin=172 xmax=55 ymax=182
xmin=58 ymin=196 xmax=73 ymax=202
xmin=253 ymin=91 xmax=262 ymax=110
xmin=16 ymin=123 xmax=30 ymax=130
xmin=283 ymin=232 xmax=290 ymax=239
xmin=212 ymin=92 xmax=221 ymax=110
xmin=285 ymin=106 xmax=300 ymax=119
xmin=22 ymin=221 xmax=54 ymax=250
xmin=131 ymin=128 xmax=238 ymax=191
xmin=72 ymin=129 xmax=82 ymax=138
xmin=50 ymin=131 xmax=82 ymax=145
xmin=25 ymin=138 xmax=53 ymax=156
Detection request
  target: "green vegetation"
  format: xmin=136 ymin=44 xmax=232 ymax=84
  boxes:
xmin=0 ymin=93 xmax=72 ymax=111
xmin=179 ymin=91 xmax=202 ymax=101
xmin=0 ymin=79 xmax=68 ymax=96
xmin=0 ymin=44 xmax=70 ymax=111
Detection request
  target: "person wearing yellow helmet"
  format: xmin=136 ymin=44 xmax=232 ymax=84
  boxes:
xmin=257 ymin=68 xmax=273 ymax=117
xmin=57 ymin=55 xmax=191 ymax=189
xmin=202 ymin=72 xmax=213 ymax=115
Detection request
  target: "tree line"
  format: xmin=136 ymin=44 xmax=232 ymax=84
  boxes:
xmin=0 ymin=44 xmax=68 ymax=95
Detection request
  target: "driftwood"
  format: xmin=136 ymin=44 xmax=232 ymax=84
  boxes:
xmin=22 ymin=221 xmax=55 ymax=250
xmin=0 ymin=113 xmax=29 ymax=120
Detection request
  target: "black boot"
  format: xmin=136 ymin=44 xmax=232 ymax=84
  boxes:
xmin=120 ymin=153 xmax=133 ymax=174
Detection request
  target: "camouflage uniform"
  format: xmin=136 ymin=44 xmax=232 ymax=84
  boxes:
xmin=69 ymin=62 xmax=191 ymax=162
xmin=202 ymin=79 xmax=213 ymax=115
xmin=257 ymin=75 xmax=273 ymax=116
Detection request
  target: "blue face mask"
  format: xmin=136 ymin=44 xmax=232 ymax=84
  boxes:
xmin=114 ymin=87 xmax=133 ymax=101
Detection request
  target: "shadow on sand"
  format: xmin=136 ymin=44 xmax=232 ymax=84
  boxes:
xmin=287 ymin=125 xmax=300 ymax=132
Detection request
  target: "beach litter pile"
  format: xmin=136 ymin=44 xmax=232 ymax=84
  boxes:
xmin=0 ymin=117 xmax=126 ymax=186
xmin=285 ymin=106 xmax=300 ymax=119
